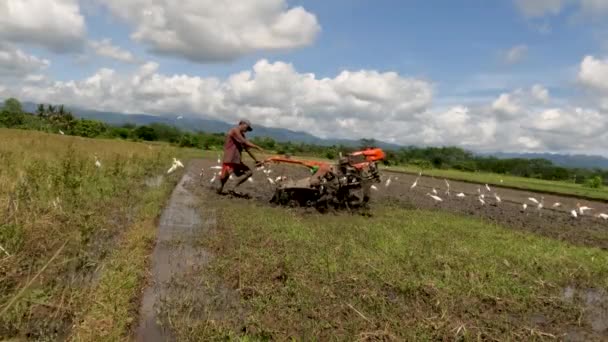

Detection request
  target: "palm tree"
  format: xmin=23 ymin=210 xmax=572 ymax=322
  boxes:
xmin=36 ymin=104 xmax=45 ymax=118
xmin=47 ymin=105 xmax=56 ymax=115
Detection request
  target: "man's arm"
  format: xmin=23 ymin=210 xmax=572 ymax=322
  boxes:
xmin=230 ymin=129 xmax=261 ymax=150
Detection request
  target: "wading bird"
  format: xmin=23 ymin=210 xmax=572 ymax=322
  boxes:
xmin=522 ymin=203 xmax=528 ymax=211
xmin=456 ymin=192 xmax=466 ymax=198
xmin=577 ymin=203 xmax=593 ymax=215
xmin=485 ymin=184 xmax=491 ymax=192
xmin=479 ymin=196 xmax=486 ymax=205
xmin=59 ymin=130 xmax=64 ymax=135
xmin=444 ymin=179 xmax=450 ymax=195
xmin=571 ymin=209 xmax=578 ymax=218
xmin=267 ymin=177 xmax=275 ymax=185
xmin=432 ymin=188 xmax=438 ymax=195
xmin=94 ymin=156 xmax=101 ymax=168
xmin=167 ymin=158 xmax=184 ymax=174
xmin=552 ymin=202 xmax=562 ymax=208
xmin=371 ymin=185 xmax=378 ymax=191
xmin=427 ymin=193 xmax=443 ymax=202
xmin=410 ymin=177 xmax=419 ymax=190
xmin=597 ymin=213 xmax=608 ymax=220
xmin=385 ymin=176 xmax=392 ymax=187
xmin=528 ymin=197 xmax=539 ymax=205
xmin=494 ymin=193 xmax=501 ymax=203
xmin=210 ymin=175 xmax=217 ymax=183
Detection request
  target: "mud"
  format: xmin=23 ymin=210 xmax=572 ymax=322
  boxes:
xmin=195 ymin=158 xmax=608 ymax=250
xmin=135 ymin=171 xmax=213 ymax=341
xmin=562 ymin=286 xmax=608 ymax=341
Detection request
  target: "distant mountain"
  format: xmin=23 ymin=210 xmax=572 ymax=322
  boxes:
xmin=21 ymin=102 xmax=402 ymax=150
xmin=488 ymin=152 xmax=608 ymax=170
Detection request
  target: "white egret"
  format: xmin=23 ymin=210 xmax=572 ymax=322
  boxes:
xmin=174 ymin=158 xmax=184 ymax=168
xmin=485 ymin=184 xmax=491 ymax=192
xmin=456 ymin=192 xmax=466 ymax=198
xmin=247 ymin=177 xmax=254 ymax=183
xmin=577 ymin=203 xmax=593 ymax=215
xmin=94 ymin=156 xmax=101 ymax=168
xmin=571 ymin=209 xmax=578 ymax=218
xmin=59 ymin=130 xmax=64 ymax=135
xmin=522 ymin=203 xmax=528 ymax=211
xmin=528 ymin=197 xmax=539 ymax=205
xmin=371 ymin=185 xmax=378 ymax=191
xmin=410 ymin=177 xmax=419 ymax=190
xmin=210 ymin=175 xmax=217 ymax=183
xmin=267 ymin=177 xmax=275 ymax=185
xmin=597 ymin=213 xmax=608 ymax=220
xmin=552 ymin=202 xmax=562 ymax=208
xmin=427 ymin=193 xmax=443 ymax=202
xmin=479 ymin=196 xmax=486 ymax=205
xmin=385 ymin=177 xmax=392 ymax=187
xmin=494 ymin=193 xmax=501 ymax=203
xmin=217 ymin=154 xmax=221 ymax=164
xmin=432 ymin=188 xmax=438 ymax=195
xmin=210 ymin=166 xmax=222 ymax=170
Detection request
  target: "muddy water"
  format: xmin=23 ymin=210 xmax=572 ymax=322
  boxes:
xmin=135 ymin=171 xmax=214 ymax=341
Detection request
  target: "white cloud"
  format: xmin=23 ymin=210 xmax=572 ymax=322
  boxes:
xmin=89 ymin=39 xmax=138 ymax=63
xmin=97 ymin=0 xmax=320 ymax=62
xmin=578 ymin=55 xmax=608 ymax=93
xmin=491 ymin=85 xmax=550 ymax=118
xmin=515 ymin=0 xmax=608 ymax=18
xmin=503 ymin=45 xmax=528 ymax=64
xmin=515 ymin=0 xmax=564 ymax=17
xmin=0 ymin=44 xmax=50 ymax=76
xmin=492 ymin=93 xmax=521 ymax=117
xmin=0 ymin=0 xmax=86 ymax=52
xmin=2 ymin=57 xmax=606 ymax=155
xmin=531 ymin=84 xmax=550 ymax=103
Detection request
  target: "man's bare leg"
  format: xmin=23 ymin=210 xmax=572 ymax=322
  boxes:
xmin=230 ymin=170 xmax=253 ymax=195
xmin=216 ymin=173 xmax=230 ymax=194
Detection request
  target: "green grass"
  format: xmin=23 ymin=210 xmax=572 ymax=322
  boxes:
xmin=0 ymin=128 xmax=186 ymax=340
xmin=386 ymin=165 xmax=608 ymax=201
xmin=165 ymin=198 xmax=608 ymax=340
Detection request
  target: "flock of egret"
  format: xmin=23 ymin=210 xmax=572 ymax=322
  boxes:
xmin=185 ymin=156 xmax=608 ymax=221
xmin=377 ymin=171 xmax=608 ymax=221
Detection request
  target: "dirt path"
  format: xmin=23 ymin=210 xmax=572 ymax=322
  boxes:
xmin=135 ymin=166 xmax=214 ymax=341
xmin=195 ymin=158 xmax=608 ymax=250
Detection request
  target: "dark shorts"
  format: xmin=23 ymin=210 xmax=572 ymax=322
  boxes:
xmin=221 ymin=162 xmax=250 ymax=178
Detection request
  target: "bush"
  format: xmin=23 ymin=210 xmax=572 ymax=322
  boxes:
xmin=584 ymin=176 xmax=603 ymax=189
xmin=325 ymin=150 xmax=335 ymax=160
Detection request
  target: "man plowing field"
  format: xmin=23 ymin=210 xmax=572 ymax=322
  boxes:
xmin=216 ymin=119 xmax=264 ymax=196
xmin=263 ymin=148 xmax=386 ymax=210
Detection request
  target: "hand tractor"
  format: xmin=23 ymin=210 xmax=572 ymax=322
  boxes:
xmin=262 ymin=148 xmax=386 ymax=210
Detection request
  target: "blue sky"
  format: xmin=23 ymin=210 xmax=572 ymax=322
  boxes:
xmin=1 ymin=0 xmax=608 ymax=154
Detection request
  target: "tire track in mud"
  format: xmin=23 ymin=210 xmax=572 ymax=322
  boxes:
xmin=136 ymin=167 xmax=216 ymax=341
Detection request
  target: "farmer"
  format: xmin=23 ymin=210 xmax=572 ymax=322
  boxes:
xmin=216 ymin=119 xmax=263 ymax=195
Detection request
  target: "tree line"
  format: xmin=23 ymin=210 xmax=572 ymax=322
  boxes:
xmin=1 ymin=97 xmax=605 ymax=187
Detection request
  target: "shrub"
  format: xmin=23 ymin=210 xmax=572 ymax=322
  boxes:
xmin=584 ymin=176 xmax=603 ymax=189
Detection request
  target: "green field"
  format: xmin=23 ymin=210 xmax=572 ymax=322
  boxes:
xmin=162 ymin=198 xmax=608 ymax=340
xmin=385 ymin=165 xmax=608 ymax=201
xmin=2 ymin=128 xmax=608 ymax=340
xmin=0 ymin=129 xmax=188 ymax=340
